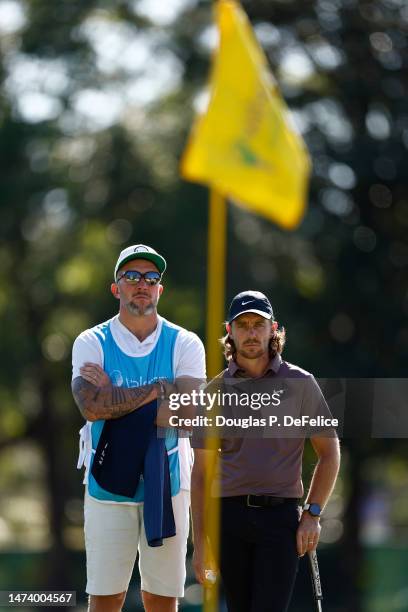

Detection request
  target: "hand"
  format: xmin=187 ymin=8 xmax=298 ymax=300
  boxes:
xmin=155 ymin=400 xmax=173 ymax=428
xmin=154 ymin=382 xmax=178 ymax=426
xmin=192 ymin=546 xmax=206 ymax=585
xmin=192 ymin=544 xmax=218 ymax=586
xmin=296 ymin=512 xmax=321 ymax=557
xmin=162 ymin=380 xmax=177 ymax=399
xmin=80 ymin=363 xmax=111 ymax=388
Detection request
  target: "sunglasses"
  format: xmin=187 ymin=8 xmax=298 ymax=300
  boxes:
xmin=116 ymin=270 xmax=162 ymax=286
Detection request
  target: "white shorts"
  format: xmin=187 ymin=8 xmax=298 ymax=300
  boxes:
xmin=84 ymin=489 xmax=190 ymax=597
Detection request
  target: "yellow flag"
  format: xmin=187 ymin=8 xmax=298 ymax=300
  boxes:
xmin=180 ymin=0 xmax=311 ymax=229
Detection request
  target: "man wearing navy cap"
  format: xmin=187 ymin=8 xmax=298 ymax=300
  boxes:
xmin=71 ymin=245 xmax=206 ymax=612
xmin=191 ymin=290 xmax=340 ymax=612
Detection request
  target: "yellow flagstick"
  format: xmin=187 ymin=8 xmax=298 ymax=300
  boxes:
xmin=203 ymin=188 xmax=226 ymax=611
xmin=206 ymin=189 xmax=227 ymax=379
xmin=203 ymin=7 xmax=227 ymax=610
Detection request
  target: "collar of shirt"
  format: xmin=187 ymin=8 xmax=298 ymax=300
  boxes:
xmin=114 ymin=314 xmax=162 ymax=348
xmin=227 ymin=353 xmax=282 ymax=378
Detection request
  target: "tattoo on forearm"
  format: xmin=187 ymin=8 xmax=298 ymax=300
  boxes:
xmin=72 ymin=377 xmax=156 ymax=421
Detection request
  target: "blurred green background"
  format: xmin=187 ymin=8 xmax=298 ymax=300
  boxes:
xmin=0 ymin=0 xmax=408 ymax=610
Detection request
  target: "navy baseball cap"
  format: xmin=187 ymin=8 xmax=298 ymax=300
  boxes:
xmin=114 ymin=244 xmax=167 ymax=279
xmin=227 ymin=291 xmax=274 ymax=324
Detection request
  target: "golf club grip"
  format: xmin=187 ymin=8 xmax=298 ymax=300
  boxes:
xmin=308 ymin=550 xmax=323 ymax=610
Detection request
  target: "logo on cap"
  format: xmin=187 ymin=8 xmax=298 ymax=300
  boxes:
xmin=134 ymin=246 xmax=146 ymax=253
xmin=227 ymin=290 xmax=274 ymax=324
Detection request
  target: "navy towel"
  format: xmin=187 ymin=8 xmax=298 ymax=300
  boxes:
xmin=90 ymin=400 xmax=176 ymax=546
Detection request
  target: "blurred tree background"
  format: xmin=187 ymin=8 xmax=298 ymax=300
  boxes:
xmin=0 ymin=0 xmax=408 ymax=610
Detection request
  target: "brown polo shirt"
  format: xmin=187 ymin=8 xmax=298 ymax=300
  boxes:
xmin=192 ymin=354 xmax=335 ymax=499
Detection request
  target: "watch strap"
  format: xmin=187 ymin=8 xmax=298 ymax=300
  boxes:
xmin=303 ymin=503 xmax=322 ymax=517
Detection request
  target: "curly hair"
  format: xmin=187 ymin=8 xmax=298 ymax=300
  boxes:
xmin=220 ymin=326 xmax=286 ymax=361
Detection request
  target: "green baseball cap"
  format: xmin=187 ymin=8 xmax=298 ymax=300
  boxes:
xmin=114 ymin=244 xmax=167 ymax=279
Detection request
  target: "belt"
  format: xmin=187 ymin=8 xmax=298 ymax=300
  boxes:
xmin=227 ymin=495 xmax=299 ymax=508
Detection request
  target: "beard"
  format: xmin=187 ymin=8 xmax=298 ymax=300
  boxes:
xmin=237 ymin=342 xmax=267 ymax=360
xmin=126 ymin=296 xmax=158 ymax=316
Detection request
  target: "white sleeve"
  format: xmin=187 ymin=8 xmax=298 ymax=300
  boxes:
xmin=72 ymin=330 xmax=104 ymax=380
xmin=173 ymin=330 xmax=206 ymax=379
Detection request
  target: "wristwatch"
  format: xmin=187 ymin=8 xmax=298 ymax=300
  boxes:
xmin=303 ymin=503 xmax=322 ymax=518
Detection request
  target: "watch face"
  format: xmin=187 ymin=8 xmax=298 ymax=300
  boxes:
xmin=309 ymin=503 xmax=321 ymax=516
